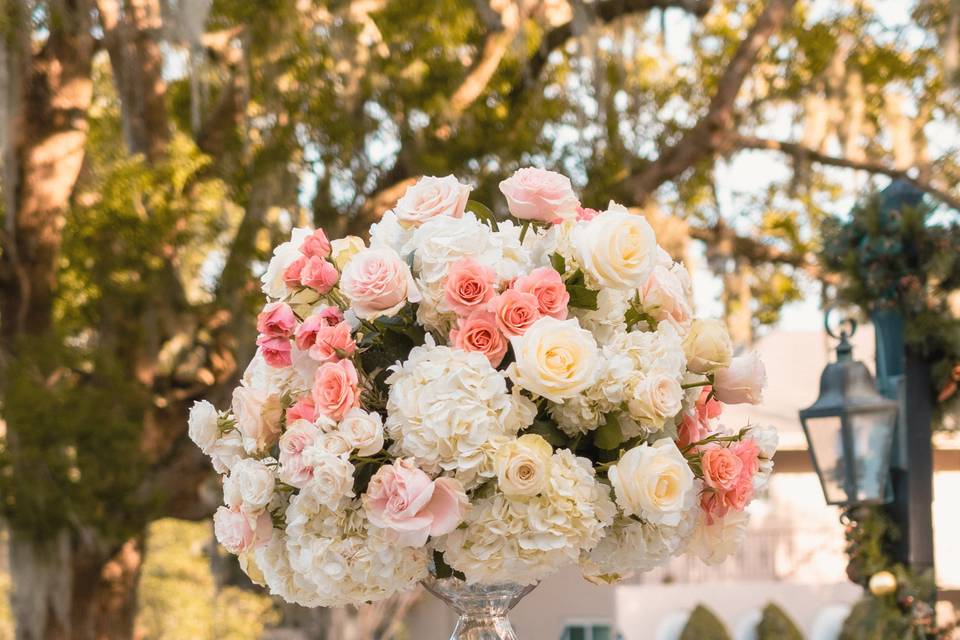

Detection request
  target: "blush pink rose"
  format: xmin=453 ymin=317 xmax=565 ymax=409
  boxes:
xmin=213 ymin=505 xmax=272 ymax=554
xmin=498 ymin=167 xmax=580 ymax=223
xmin=450 ymin=311 xmax=509 ymax=367
xmin=302 ymin=321 xmax=357 ymax=363
xmin=257 ymin=302 xmax=297 ymax=337
xmin=444 ymin=258 xmax=497 ymax=316
xmin=312 ymin=359 xmax=360 ymax=421
xmin=286 ymin=397 xmax=317 ymax=424
xmin=278 ymin=418 xmax=322 ymax=487
xmin=300 ymin=256 xmax=339 ymax=293
xmin=511 ymin=267 xmax=569 ymax=320
xmin=300 ymin=229 xmax=332 ymax=258
xmin=256 ymin=334 xmax=292 ymax=368
xmin=295 ymin=307 xmax=346 ymax=351
xmin=640 ymin=264 xmax=691 ymax=328
xmin=362 ymin=458 xmax=468 ymax=547
xmin=283 ymin=255 xmax=308 ymax=288
xmin=701 ymin=445 xmax=744 ymax=492
xmin=714 ymin=352 xmax=767 ymax=405
xmin=489 ymin=289 xmax=540 ymax=337
xmin=339 ymin=247 xmax=422 ymax=320
xmin=394 ymin=175 xmax=471 ymax=226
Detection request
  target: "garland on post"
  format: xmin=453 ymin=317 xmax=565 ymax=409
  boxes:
xmin=820 ymin=182 xmax=960 ymax=429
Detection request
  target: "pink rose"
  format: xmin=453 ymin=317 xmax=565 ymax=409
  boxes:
xmin=301 ymin=229 xmax=332 ymax=258
xmin=640 ymin=264 xmax=691 ymax=329
xmin=444 ymin=258 xmax=497 ymax=316
xmin=256 ymin=302 xmax=297 ymax=337
xmin=700 ymin=439 xmax=761 ymax=522
xmin=339 ymin=247 xmax=422 ymax=320
xmin=362 ymin=459 xmax=468 ymax=547
xmin=213 ymin=505 xmax=272 ymax=554
xmin=733 ymin=439 xmax=761 ymax=477
xmin=489 ymin=289 xmax=540 ymax=337
xmin=286 ymin=397 xmax=317 ymax=424
xmin=512 ymin=267 xmax=569 ymax=320
xmin=714 ymin=352 xmax=766 ymax=405
xmin=300 ymin=321 xmax=357 ymax=363
xmin=450 ymin=311 xmax=509 ymax=367
xmin=256 ymin=334 xmax=292 ymax=368
xmin=576 ymin=205 xmax=600 ymax=222
xmin=283 ymin=256 xmax=307 ymax=288
xmin=701 ymin=445 xmax=744 ymax=492
xmin=498 ymin=167 xmax=580 ymax=223
xmin=295 ymin=306 xmax=346 ymax=351
xmin=676 ymin=386 xmax=721 ymax=449
xmin=394 ymin=175 xmax=471 ymax=226
xmin=278 ymin=418 xmax=322 ymax=487
xmin=312 ymin=359 xmax=360 ymax=421
xmin=300 ymin=256 xmax=339 ymax=294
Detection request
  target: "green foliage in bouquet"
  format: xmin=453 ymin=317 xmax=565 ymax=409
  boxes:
xmin=679 ymin=604 xmax=732 ymax=640
xmin=819 ymin=185 xmax=960 ymax=429
xmin=756 ymin=602 xmax=803 ymax=640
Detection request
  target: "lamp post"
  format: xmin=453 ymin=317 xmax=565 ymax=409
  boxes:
xmin=799 ymin=311 xmax=899 ymax=507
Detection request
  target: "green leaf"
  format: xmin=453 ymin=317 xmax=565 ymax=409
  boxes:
xmin=431 ymin=550 xmax=466 ymax=581
xmin=566 ymin=283 xmax=599 ymax=310
xmin=466 ymin=200 xmax=499 ymax=231
xmin=594 ymin=413 xmax=624 ymax=449
xmin=524 ymin=419 xmax=570 ymax=448
xmin=549 ymin=252 xmax=566 ymax=274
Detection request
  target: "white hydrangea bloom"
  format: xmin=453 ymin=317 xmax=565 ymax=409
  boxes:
xmin=580 ymin=509 xmax=699 ymax=583
xmin=404 ymin=213 xmax=499 ymax=284
xmin=369 ymin=210 xmax=415 ymax=256
xmin=571 ymin=288 xmax=631 ymax=344
xmin=488 ymin=220 xmax=535 ymax=282
xmin=283 ymin=494 xmax=428 ymax=607
xmin=439 ymin=449 xmax=615 ymax=585
xmin=385 ymin=340 xmax=536 ymax=487
xmin=687 ymin=510 xmax=751 ymax=565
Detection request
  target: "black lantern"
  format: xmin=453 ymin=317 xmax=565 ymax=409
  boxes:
xmin=799 ymin=313 xmax=899 ymax=506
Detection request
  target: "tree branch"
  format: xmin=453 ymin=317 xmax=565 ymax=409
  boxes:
xmin=624 ymin=0 xmax=797 ymax=203
xmin=732 ymin=134 xmax=960 ymax=212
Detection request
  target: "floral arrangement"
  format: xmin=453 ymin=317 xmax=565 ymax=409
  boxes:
xmin=188 ymin=168 xmax=776 ymax=607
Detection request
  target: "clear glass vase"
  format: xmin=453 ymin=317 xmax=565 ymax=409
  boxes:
xmin=422 ymin=575 xmax=537 ymax=640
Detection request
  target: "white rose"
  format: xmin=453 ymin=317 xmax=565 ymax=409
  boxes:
xmin=209 ymin=430 xmax=246 ymax=475
xmin=494 ymin=434 xmax=553 ymax=496
xmin=188 ymin=400 xmax=220 ymax=453
xmin=745 ymin=423 xmax=778 ymax=459
xmin=338 ymin=408 xmax=384 ymax=456
xmin=224 ymin=458 xmax=276 ymax=514
xmin=404 ymin=213 xmax=498 ymax=284
xmin=315 ymin=432 xmax=352 ymax=457
xmin=509 ymin=316 xmax=600 ymax=402
xmin=608 ymin=439 xmax=696 ymax=526
xmin=299 ymin=450 xmax=355 ymax=509
xmin=571 ymin=203 xmax=657 ymax=289
xmin=713 ymin=351 xmax=766 ymax=404
xmin=231 ymin=386 xmax=283 ymax=455
xmin=626 ymin=374 xmax=683 ymax=427
xmin=260 ymin=227 xmax=312 ymax=299
xmin=329 ymin=235 xmax=365 ymax=270
xmin=683 ymin=319 xmax=733 ymax=375
xmin=688 ymin=509 xmax=750 ymax=565
xmin=394 ymin=175 xmax=471 ymax=226
xmin=369 ymin=210 xmax=415 ymax=255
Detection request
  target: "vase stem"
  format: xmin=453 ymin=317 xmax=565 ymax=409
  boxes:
xmin=450 ymin=613 xmax=518 ymax=640
xmin=422 ymin=575 xmax=536 ymax=640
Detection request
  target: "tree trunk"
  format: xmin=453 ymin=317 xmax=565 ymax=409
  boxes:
xmin=8 ymin=530 xmax=143 ymax=640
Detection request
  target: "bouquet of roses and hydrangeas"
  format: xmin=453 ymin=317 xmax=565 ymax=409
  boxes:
xmin=188 ymin=168 xmax=776 ymax=607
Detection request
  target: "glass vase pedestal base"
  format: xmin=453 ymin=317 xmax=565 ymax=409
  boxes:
xmin=422 ymin=576 xmax=537 ymax=640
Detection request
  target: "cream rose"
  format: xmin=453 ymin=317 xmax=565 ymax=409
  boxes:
xmin=608 ymin=439 xmax=695 ymax=526
xmin=338 ymin=408 xmax=385 ymax=456
xmin=683 ymin=319 xmax=733 ymax=374
xmin=394 ymin=175 xmax=471 ymax=226
xmin=626 ymin=374 xmax=684 ymax=427
xmin=494 ymin=434 xmax=553 ymax=496
xmin=713 ymin=351 xmax=766 ymax=404
xmin=509 ymin=316 xmax=600 ymax=402
xmin=571 ymin=203 xmax=657 ymax=289
xmin=231 ymin=385 xmax=283 ymax=455
xmin=223 ymin=458 xmax=276 ymax=514
xmin=329 ymin=235 xmax=366 ymax=270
